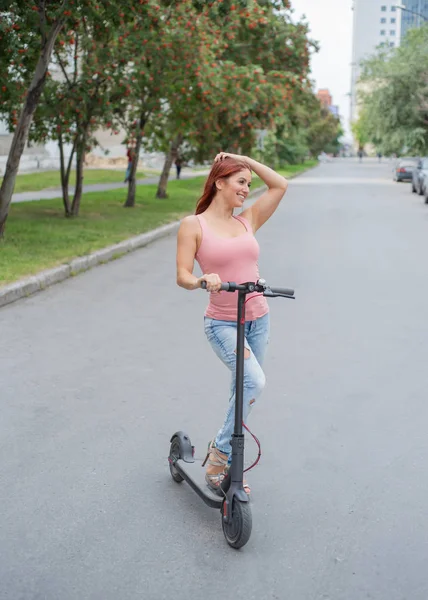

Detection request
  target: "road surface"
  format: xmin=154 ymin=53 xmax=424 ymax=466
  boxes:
xmin=1 ymin=158 xmax=428 ymax=599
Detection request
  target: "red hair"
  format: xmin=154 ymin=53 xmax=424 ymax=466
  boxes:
xmin=195 ymin=157 xmax=252 ymax=215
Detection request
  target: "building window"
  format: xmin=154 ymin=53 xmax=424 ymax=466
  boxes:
xmin=390 ymin=42 xmax=395 ymax=47
xmin=380 ymin=29 xmax=386 ymax=35
xmin=381 ymin=5 xmax=387 ymax=10
xmin=391 ymin=5 xmax=396 ymax=10
xmin=390 ymin=29 xmax=396 ymax=35
xmin=381 ymin=17 xmax=386 ymax=22
xmin=391 ymin=17 xmax=396 ymax=23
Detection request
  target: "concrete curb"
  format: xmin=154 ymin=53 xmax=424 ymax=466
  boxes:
xmin=0 ymin=184 xmax=268 ymax=308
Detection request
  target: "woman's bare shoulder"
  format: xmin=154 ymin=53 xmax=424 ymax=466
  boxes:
xmin=179 ymin=214 xmax=200 ymax=232
xmin=178 ymin=215 xmax=202 ymax=244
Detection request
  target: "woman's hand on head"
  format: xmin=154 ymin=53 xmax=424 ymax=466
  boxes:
xmin=214 ymin=151 xmax=247 ymax=163
xmin=199 ymin=273 xmax=222 ymax=292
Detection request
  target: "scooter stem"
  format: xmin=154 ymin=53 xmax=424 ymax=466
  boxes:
xmin=224 ymin=289 xmax=247 ymax=499
xmin=234 ymin=290 xmax=246 ymax=436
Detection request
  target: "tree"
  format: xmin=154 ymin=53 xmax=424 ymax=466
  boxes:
xmin=150 ymin=0 xmax=316 ymax=198
xmin=0 ymin=0 xmax=131 ymax=235
xmin=306 ymin=105 xmax=343 ymax=157
xmin=254 ymin=88 xmax=343 ymax=167
xmin=359 ymin=25 xmax=428 ymax=155
xmin=33 ymin=18 xmax=120 ymax=216
xmin=111 ymin=0 xmax=222 ymax=205
xmin=351 ymin=110 xmax=370 ymax=151
xmin=0 ymin=0 xmax=68 ymax=236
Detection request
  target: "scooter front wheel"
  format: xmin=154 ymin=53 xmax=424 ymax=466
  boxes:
xmin=169 ymin=437 xmax=184 ymax=483
xmin=222 ymin=498 xmax=252 ymax=549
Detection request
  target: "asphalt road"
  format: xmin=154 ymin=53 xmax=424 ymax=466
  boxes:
xmin=2 ymin=158 xmax=428 ymax=600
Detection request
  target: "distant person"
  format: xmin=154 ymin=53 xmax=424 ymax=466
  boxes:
xmin=358 ymin=149 xmax=363 ymax=163
xmin=124 ymin=146 xmax=134 ymax=183
xmin=377 ymin=152 xmax=382 ymax=163
xmin=175 ymin=156 xmax=183 ymax=179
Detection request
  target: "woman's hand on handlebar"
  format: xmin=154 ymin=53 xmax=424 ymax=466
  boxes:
xmin=199 ymin=273 xmax=222 ymax=292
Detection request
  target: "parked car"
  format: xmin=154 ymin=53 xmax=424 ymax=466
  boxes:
xmin=393 ymin=157 xmax=418 ymax=182
xmin=412 ymin=157 xmax=428 ymax=195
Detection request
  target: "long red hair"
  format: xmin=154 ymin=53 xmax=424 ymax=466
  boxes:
xmin=195 ymin=158 xmax=252 ymax=215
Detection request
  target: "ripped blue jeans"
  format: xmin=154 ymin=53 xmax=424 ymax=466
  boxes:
xmin=204 ymin=313 xmax=270 ymax=456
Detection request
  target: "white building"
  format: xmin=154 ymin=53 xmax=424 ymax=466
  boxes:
xmin=350 ymin=0 xmax=402 ymax=125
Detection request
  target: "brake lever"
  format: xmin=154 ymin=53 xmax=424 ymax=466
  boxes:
xmin=266 ymin=293 xmax=295 ymax=299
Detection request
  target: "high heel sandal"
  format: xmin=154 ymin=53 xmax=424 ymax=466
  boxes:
xmin=202 ymin=440 xmax=229 ymax=492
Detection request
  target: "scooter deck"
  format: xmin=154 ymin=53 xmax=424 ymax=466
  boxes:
xmin=173 ymin=458 xmax=223 ymax=509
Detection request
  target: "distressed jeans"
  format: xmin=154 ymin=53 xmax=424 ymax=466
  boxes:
xmin=204 ymin=313 xmax=270 ymax=456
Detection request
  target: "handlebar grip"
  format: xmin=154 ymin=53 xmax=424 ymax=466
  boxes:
xmin=200 ymin=281 xmax=230 ymax=291
xmin=269 ymin=287 xmax=295 ymax=297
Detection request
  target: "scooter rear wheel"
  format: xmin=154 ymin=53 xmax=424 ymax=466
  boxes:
xmin=222 ymin=498 xmax=252 ymax=549
xmin=169 ymin=437 xmax=184 ymax=483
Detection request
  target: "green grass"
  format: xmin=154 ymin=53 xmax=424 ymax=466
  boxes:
xmin=1 ymin=168 xmax=153 ymax=194
xmin=0 ymin=160 xmax=316 ymax=286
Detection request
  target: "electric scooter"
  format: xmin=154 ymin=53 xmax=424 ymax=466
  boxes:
xmin=168 ymin=278 xmax=294 ymax=549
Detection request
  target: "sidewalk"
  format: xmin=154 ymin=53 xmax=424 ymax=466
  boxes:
xmin=11 ymin=168 xmax=210 ymax=203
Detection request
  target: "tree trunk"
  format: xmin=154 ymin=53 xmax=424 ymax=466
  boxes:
xmin=124 ymin=134 xmax=142 ymax=208
xmin=156 ymin=133 xmax=183 ymax=199
xmin=124 ymin=114 xmax=146 ymax=208
xmin=0 ymin=16 xmax=66 ymax=237
xmin=58 ymin=132 xmax=74 ymax=217
xmin=71 ymin=135 xmax=87 ymax=216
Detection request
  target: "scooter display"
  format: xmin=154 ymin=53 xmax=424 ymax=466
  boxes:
xmin=168 ymin=278 xmax=294 ymax=549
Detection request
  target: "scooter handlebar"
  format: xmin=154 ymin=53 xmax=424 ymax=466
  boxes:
xmin=200 ymin=280 xmax=294 ymax=297
xmin=267 ymin=286 xmax=295 ymax=297
xmin=200 ymin=281 xmax=234 ymax=292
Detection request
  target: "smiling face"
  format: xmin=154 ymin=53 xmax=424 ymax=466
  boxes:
xmin=216 ymin=169 xmax=252 ymax=209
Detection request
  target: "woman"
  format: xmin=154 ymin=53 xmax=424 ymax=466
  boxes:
xmin=176 ymin=152 xmax=288 ymax=494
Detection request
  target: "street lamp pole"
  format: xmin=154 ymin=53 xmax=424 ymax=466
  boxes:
xmin=394 ymin=4 xmax=428 ymax=23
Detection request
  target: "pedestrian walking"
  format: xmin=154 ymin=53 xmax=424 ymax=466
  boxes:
xmin=124 ymin=146 xmax=134 ymax=183
xmin=175 ymin=156 xmax=183 ymax=180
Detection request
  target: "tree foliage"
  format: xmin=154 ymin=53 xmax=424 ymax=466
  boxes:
xmin=0 ymin=0 xmax=333 ymax=234
xmin=30 ymin=16 xmax=122 ymax=216
xmin=255 ymin=89 xmax=343 ymax=167
xmin=146 ymin=0 xmax=317 ymax=196
xmin=0 ymin=0 xmax=132 ymax=233
xmin=359 ymin=24 xmax=428 ymax=155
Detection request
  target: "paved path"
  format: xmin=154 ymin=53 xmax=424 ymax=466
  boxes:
xmin=11 ymin=168 xmax=210 ymax=203
xmin=1 ymin=158 xmax=428 ymax=599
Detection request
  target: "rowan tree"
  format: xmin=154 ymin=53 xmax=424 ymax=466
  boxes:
xmin=0 ymin=0 xmax=132 ymax=234
xmin=32 ymin=19 xmax=121 ymax=216
xmin=149 ymin=0 xmax=316 ymax=197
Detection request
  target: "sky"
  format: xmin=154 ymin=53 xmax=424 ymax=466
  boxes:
xmin=289 ymin=0 xmax=354 ymax=138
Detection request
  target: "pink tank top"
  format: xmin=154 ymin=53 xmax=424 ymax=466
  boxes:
xmin=195 ymin=213 xmax=269 ymax=322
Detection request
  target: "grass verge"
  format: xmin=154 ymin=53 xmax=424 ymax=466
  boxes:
xmin=0 ymin=161 xmax=316 ymax=286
